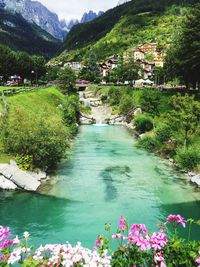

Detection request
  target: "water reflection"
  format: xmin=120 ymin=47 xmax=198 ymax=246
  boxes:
xmin=0 ymin=191 xmax=73 ymax=238
xmin=160 ymin=201 xmax=200 ymax=240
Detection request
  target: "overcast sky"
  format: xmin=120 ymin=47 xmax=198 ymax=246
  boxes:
xmin=38 ymin=0 xmax=118 ymax=21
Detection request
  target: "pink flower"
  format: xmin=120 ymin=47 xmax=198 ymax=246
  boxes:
xmin=165 ymin=214 xmax=186 ymax=228
xmin=119 ymin=215 xmax=125 ymax=231
xmin=154 ymin=252 xmax=166 ymax=267
xmin=129 ymin=224 xmax=148 ymax=235
xmin=150 ymin=231 xmax=168 ymax=251
xmin=93 ymin=236 xmax=101 ymax=251
xmin=0 ymin=226 xmax=11 ymax=241
xmin=196 ymin=251 xmax=200 ymax=267
xmin=0 ymin=239 xmax=14 ymax=251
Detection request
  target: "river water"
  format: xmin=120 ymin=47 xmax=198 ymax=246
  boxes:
xmin=0 ymin=125 xmax=199 ymax=248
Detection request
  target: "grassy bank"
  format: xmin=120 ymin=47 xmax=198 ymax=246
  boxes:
xmin=0 ymin=86 xmax=77 ymax=170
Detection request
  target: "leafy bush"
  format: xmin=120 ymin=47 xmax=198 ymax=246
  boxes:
xmin=101 ymin=94 xmax=108 ymax=102
xmin=119 ymin=94 xmax=134 ymax=115
xmin=162 ymin=237 xmax=200 ymax=266
xmin=134 ymin=115 xmax=153 ymax=134
xmin=165 ymin=94 xmax=200 ymax=147
xmin=80 ymin=105 xmax=91 ymax=114
xmin=175 ymin=146 xmax=200 ymax=171
xmin=63 ymin=95 xmax=80 ymax=135
xmin=138 ymin=90 xmax=161 ymax=115
xmin=155 ymin=123 xmax=172 ymax=143
xmin=137 ymin=136 xmax=158 ymax=151
xmin=57 ymin=66 xmax=77 ymax=95
xmin=15 ymin=154 xmax=33 ymax=171
xmin=94 ymin=77 xmax=101 ymax=84
xmin=0 ymin=107 xmax=70 ymax=169
xmin=108 ymin=86 xmax=124 ymax=105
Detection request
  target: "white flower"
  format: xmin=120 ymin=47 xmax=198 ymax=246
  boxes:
xmin=23 ymin=231 xmax=29 ymax=239
xmin=13 ymin=235 xmax=20 ymax=245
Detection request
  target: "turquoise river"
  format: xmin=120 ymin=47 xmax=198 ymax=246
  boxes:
xmin=0 ymin=125 xmax=200 ymax=248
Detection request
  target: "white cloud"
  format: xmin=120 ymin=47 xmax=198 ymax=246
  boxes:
xmin=38 ymin=0 xmax=118 ymax=20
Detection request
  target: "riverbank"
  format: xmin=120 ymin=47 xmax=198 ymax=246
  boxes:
xmin=79 ymin=87 xmax=200 ymax=189
xmin=0 ymin=87 xmax=78 ymax=191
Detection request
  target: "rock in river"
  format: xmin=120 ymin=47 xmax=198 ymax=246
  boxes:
xmin=0 ymin=163 xmax=41 ymax=191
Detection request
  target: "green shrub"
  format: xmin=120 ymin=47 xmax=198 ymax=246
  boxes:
xmin=108 ymin=86 xmax=123 ymax=105
xmin=63 ymin=95 xmax=80 ymax=135
xmin=1 ymin=107 xmax=70 ymax=169
xmin=101 ymin=94 xmax=108 ymax=102
xmin=138 ymin=90 xmax=161 ymax=115
xmin=155 ymin=123 xmax=172 ymax=143
xmin=175 ymin=146 xmax=200 ymax=171
xmin=137 ymin=136 xmax=158 ymax=151
xmin=15 ymin=154 xmax=33 ymax=171
xmin=80 ymin=105 xmax=91 ymax=114
xmin=119 ymin=94 xmax=134 ymax=115
xmin=94 ymin=77 xmax=101 ymax=84
xmin=134 ymin=115 xmax=153 ymax=134
xmin=110 ymin=99 xmax=116 ymax=106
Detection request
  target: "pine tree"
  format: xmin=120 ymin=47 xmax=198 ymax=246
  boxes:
xmin=88 ymin=51 xmax=100 ymax=77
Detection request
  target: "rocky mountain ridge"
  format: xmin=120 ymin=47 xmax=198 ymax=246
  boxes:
xmin=0 ymin=0 xmax=104 ymax=40
xmin=0 ymin=7 xmax=62 ymax=58
xmin=63 ymin=10 xmax=104 ymax=35
xmin=1 ymin=0 xmax=66 ymax=39
xmin=80 ymin=10 xmax=104 ymax=23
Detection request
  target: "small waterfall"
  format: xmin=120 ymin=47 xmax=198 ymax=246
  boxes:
xmin=95 ymin=117 xmax=107 ymax=126
xmin=79 ymin=92 xmax=83 ymax=98
xmin=82 ymin=99 xmax=90 ymax=107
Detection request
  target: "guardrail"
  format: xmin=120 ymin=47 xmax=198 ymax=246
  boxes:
xmin=1 ymin=91 xmax=9 ymax=112
xmin=1 ymin=86 xmax=48 ymax=96
xmin=1 ymin=86 xmax=50 ymax=112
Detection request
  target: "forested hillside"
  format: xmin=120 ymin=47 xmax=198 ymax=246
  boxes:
xmin=55 ymin=0 xmax=196 ymax=62
xmin=0 ymin=8 xmax=62 ymax=59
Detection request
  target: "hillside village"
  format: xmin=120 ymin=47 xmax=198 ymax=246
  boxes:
xmin=48 ymin=43 xmax=164 ymax=82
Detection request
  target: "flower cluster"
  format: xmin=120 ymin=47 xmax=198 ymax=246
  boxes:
xmin=108 ymin=214 xmax=188 ymax=266
xmin=8 ymin=242 xmax=111 ymax=266
xmin=165 ymin=214 xmax=187 ymax=228
xmin=0 ymin=226 xmax=11 ymax=241
xmin=0 ymin=227 xmax=21 ymax=266
xmin=112 ymin=218 xmax=168 ymax=253
xmin=0 ymin=226 xmax=111 ymax=266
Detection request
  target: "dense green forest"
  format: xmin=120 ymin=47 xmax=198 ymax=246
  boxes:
xmin=0 ymin=44 xmax=47 ymax=81
xmin=54 ymin=0 xmax=196 ymax=62
xmin=0 ymin=8 xmax=62 ymax=59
